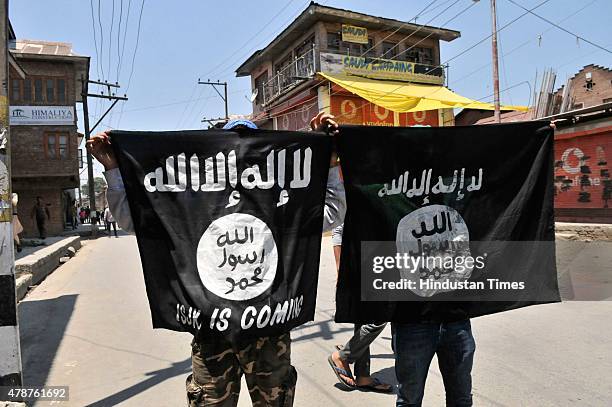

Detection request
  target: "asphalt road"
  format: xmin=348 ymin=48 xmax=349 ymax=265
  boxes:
xmin=18 ymin=234 xmax=612 ymax=406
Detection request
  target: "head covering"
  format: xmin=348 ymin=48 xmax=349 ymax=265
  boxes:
xmin=222 ymin=119 xmax=258 ymax=130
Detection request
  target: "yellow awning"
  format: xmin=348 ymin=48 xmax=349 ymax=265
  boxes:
xmin=318 ymin=72 xmax=528 ymax=113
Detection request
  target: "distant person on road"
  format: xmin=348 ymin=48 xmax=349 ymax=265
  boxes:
xmin=71 ymin=201 xmax=78 ymax=229
xmin=12 ymin=193 xmax=23 ymax=252
xmin=31 ymin=196 xmax=50 ymax=239
xmin=86 ymin=114 xmax=345 ymax=407
xmin=79 ymin=208 xmax=87 ymax=225
xmin=104 ymin=206 xmax=117 ymax=237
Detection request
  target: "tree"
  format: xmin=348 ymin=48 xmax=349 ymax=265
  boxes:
xmin=80 ymin=177 xmax=107 ymax=198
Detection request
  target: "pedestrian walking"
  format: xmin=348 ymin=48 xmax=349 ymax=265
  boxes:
xmin=30 ymin=196 xmax=50 ymax=239
xmin=71 ymin=201 xmax=78 ymax=229
xmin=86 ymin=114 xmax=345 ymax=407
xmin=327 ymin=227 xmax=392 ymax=393
xmin=12 ymin=193 xmax=23 ymax=252
xmin=104 ymin=206 xmax=117 ymax=237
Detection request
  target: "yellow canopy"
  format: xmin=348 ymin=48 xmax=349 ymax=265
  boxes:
xmin=318 ymin=72 xmax=529 ymax=113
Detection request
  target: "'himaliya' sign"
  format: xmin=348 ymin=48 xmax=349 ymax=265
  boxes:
xmin=9 ymin=106 xmax=74 ymax=125
xmin=110 ymin=129 xmax=332 ymax=344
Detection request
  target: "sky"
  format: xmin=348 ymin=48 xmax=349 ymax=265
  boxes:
xmin=10 ymin=0 xmax=612 ymax=179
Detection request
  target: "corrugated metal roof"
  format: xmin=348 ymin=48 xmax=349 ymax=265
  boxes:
xmin=11 ymin=39 xmax=80 ymax=57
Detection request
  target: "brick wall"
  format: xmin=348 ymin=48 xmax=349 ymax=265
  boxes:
xmin=11 ymin=125 xmax=79 ymax=178
xmin=555 ymin=65 xmax=612 ymax=110
xmin=13 ymin=182 xmax=68 ymax=238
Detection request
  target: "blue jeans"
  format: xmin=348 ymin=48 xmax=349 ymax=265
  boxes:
xmin=392 ymin=320 xmax=475 ymax=407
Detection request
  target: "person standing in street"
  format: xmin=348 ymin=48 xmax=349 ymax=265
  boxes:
xmin=104 ymin=206 xmax=117 ymax=237
xmin=86 ymin=114 xmax=345 ymax=407
xmin=30 ymin=196 xmax=50 ymax=239
xmin=328 ymin=224 xmax=392 ymax=393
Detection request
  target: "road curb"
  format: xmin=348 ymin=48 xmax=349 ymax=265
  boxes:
xmin=15 ymin=236 xmax=81 ymax=301
xmin=555 ymin=222 xmax=612 ymax=241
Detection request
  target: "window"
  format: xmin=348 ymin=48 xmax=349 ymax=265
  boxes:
xmin=327 ymin=32 xmax=342 ymax=52
xmin=46 ymin=79 xmax=55 ymax=102
xmin=15 ymin=77 xmax=66 ymax=104
xmin=363 ymin=38 xmax=375 ymax=58
xmin=44 ymin=132 xmax=70 ymax=159
xmin=34 ymin=79 xmax=43 ymax=102
xmin=23 ymin=79 xmax=32 ymax=102
xmin=404 ymin=46 xmax=434 ymax=65
xmin=327 ymin=31 xmax=375 ymax=57
xmin=46 ymin=135 xmax=56 ymax=159
xmin=59 ymin=135 xmax=68 ymax=158
xmin=10 ymin=79 xmax=21 ymax=102
xmin=57 ymin=79 xmax=66 ymax=103
xmin=382 ymin=42 xmax=398 ymax=59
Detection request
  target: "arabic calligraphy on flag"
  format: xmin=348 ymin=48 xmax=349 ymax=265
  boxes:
xmin=335 ymin=123 xmax=560 ymax=324
xmin=111 ymin=129 xmax=332 ymax=343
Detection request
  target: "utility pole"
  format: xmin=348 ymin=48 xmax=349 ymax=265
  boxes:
xmin=490 ymin=0 xmax=501 ymax=123
xmin=81 ymin=78 xmax=127 ymax=236
xmin=0 ymin=0 xmax=23 ymax=392
xmin=198 ymin=79 xmax=228 ymax=125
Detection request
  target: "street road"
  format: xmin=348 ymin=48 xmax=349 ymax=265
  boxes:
xmin=19 ymin=234 xmax=612 ymax=406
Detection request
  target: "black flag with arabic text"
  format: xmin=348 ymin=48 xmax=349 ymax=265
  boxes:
xmin=335 ymin=122 xmax=560 ymax=324
xmin=110 ymin=129 xmax=332 ymax=344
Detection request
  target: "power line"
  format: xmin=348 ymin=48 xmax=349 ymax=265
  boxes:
xmin=440 ymin=0 xmax=551 ymax=67
xmin=116 ymin=0 xmax=123 ymax=82
xmin=97 ymin=0 xmax=105 ymax=80
xmin=108 ymin=0 xmax=115 ymax=81
xmin=202 ymin=0 xmax=306 ymax=80
xmin=175 ymin=84 xmax=201 ymax=129
xmin=379 ymin=0 xmax=459 ymax=60
xmin=118 ymin=0 xmax=132 ymax=82
xmin=359 ymin=0 xmax=442 ymax=59
xmin=80 ymin=88 xmax=248 ymax=118
xmin=419 ymin=0 xmax=454 ymax=19
xmin=449 ymin=0 xmax=599 ymax=88
xmin=507 ymin=0 xmax=612 ymax=55
xmin=89 ymin=0 xmax=101 ymax=80
xmin=125 ymin=0 xmax=145 ymax=91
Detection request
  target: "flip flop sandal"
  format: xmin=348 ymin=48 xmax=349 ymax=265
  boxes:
xmin=356 ymin=377 xmax=394 ymax=394
xmin=335 ymin=344 xmax=344 ymax=351
xmin=327 ymin=355 xmax=355 ymax=390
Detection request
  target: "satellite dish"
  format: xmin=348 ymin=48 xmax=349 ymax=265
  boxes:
xmin=249 ymin=88 xmax=259 ymax=103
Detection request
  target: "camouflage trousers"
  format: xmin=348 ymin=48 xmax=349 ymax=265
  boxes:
xmin=186 ymin=333 xmax=297 ymax=406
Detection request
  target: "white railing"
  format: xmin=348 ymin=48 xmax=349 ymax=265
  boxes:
xmin=263 ymin=45 xmax=317 ymax=105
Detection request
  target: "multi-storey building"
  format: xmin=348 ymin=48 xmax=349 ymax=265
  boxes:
xmin=9 ymin=39 xmax=89 ymax=237
xmin=236 ymin=2 xmax=461 ymax=130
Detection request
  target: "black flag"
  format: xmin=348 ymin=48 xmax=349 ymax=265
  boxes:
xmin=335 ymin=122 xmax=560 ymax=324
xmin=110 ymin=129 xmax=332 ymax=343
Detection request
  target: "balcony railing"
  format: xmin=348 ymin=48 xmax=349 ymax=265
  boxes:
xmin=263 ymin=45 xmax=317 ymax=106
xmin=261 ymin=47 xmax=447 ymax=106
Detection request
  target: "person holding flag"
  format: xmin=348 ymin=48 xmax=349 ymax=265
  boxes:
xmin=86 ymin=114 xmax=344 ymax=407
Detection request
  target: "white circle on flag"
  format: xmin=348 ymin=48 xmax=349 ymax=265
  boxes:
xmin=197 ymin=213 xmax=278 ymax=301
xmin=396 ymin=205 xmax=472 ymax=297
